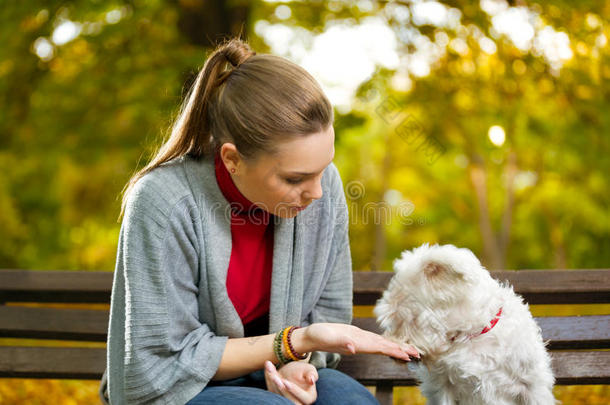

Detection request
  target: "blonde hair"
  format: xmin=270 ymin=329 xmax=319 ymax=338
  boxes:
xmin=119 ymin=37 xmax=334 ymax=221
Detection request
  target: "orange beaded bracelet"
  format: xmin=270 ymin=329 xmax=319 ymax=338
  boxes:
xmin=285 ymin=326 xmax=308 ymax=361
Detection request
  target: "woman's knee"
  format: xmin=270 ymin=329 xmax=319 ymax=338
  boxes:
xmin=186 ymin=386 xmax=292 ymax=404
xmin=315 ymin=368 xmax=379 ymax=405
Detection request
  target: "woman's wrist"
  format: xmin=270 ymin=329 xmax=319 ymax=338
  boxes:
xmin=291 ymin=325 xmax=314 ymax=355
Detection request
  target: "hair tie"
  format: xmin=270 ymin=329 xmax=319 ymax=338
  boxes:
xmin=224 ymin=49 xmax=256 ymax=70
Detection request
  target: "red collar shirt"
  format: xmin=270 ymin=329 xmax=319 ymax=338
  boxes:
xmin=214 ymin=153 xmax=274 ymax=335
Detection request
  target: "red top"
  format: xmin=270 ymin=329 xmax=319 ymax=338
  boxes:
xmin=214 ymin=153 xmax=274 ymax=328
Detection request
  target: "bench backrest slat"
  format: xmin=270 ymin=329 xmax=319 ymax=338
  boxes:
xmin=2 ymin=306 xmax=608 ymax=351
xmin=0 ymin=306 xmax=108 ymax=341
xmin=2 ymin=269 xmax=609 ymax=305
xmin=0 ymin=270 xmax=111 ymax=303
xmin=353 ymin=270 xmax=610 ymax=305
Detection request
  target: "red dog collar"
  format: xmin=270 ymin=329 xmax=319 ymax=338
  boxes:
xmin=450 ymin=307 xmax=503 ymax=343
xmin=480 ymin=307 xmax=503 ymax=335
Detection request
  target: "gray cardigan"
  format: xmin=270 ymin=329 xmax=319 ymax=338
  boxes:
xmin=100 ymin=153 xmax=353 ymax=404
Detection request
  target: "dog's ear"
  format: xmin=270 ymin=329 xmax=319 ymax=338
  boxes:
xmin=423 ymin=262 xmax=447 ymax=277
xmin=423 ymin=261 xmax=464 ymax=284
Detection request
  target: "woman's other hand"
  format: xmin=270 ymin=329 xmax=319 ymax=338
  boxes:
xmin=296 ymin=323 xmax=419 ymax=362
xmin=264 ymin=360 xmax=318 ymax=405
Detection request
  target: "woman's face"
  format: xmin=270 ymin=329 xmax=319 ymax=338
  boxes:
xmin=220 ymin=125 xmax=335 ymax=218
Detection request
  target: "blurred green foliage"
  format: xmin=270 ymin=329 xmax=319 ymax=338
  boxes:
xmin=0 ymin=0 xmax=608 ymax=275
xmin=338 ymin=1 xmax=610 ymax=271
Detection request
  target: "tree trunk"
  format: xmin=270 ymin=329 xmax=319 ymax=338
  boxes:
xmin=499 ymin=151 xmax=517 ymax=266
xmin=372 ymin=132 xmax=391 ymax=271
xmin=175 ymin=0 xmax=251 ymax=47
xmin=468 ymin=158 xmax=503 ymax=269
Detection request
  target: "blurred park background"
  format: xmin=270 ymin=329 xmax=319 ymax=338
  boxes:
xmin=1 ymin=0 xmax=609 ymax=403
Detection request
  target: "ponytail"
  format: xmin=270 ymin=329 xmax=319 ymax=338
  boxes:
xmin=118 ymin=37 xmax=332 ymax=221
xmin=118 ymin=38 xmax=255 ymax=220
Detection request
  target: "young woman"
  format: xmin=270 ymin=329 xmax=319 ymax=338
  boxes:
xmin=99 ymin=38 xmax=418 ymax=405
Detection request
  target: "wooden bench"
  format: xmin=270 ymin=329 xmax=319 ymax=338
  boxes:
xmin=1 ymin=269 xmax=609 ymax=405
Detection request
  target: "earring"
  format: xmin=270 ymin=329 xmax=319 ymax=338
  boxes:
xmin=230 ymin=168 xmax=236 ymax=174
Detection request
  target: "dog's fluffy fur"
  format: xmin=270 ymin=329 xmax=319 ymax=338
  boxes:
xmin=374 ymin=243 xmax=555 ymax=405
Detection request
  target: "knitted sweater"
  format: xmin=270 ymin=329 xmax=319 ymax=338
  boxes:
xmin=99 ymin=153 xmax=353 ymax=404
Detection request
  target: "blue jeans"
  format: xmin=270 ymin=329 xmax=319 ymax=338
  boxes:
xmin=186 ymin=368 xmax=379 ymax=404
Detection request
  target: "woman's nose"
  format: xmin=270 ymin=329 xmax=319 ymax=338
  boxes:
xmin=303 ymin=179 xmax=323 ymax=201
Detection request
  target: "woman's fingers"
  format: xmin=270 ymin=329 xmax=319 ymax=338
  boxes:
xmin=346 ymin=342 xmax=356 ymax=354
xmin=401 ymin=343 xmax=420 ymax=358
xmin=264 ymin=361 xmax=285 ymax=391
xmin=277 ymin=361 xmax=318 ymax=386
xmin=389 ymin=344 xmax=413 ymax=361
xmin=381 ymin=339 xmax=420 ymax=361
xmin=355 ymin=329 xmax=420 ymax=360
xmin=265 ymin=361 xmax=286 ymax=394
xmin=283 ymin=379 xmax=317 ymax=404
xmin=305 ymin=370 xmax=318 ymax=385
xmin=265 ymin=361 xmax=316 ymax=404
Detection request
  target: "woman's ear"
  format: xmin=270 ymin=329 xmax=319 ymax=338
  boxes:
xmin=220 ymin=143 xmax=242 ymax=173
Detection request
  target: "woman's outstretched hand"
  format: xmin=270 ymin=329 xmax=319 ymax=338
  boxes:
xmin=264 ymin=360 xmax=318 ymax=405
xmin=298 ymin=323 xmax=420 ymax=362
xmin=263 ymin=322 xmax=418 ymax=403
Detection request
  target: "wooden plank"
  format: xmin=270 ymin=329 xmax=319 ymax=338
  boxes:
xmin=1 ymin=269 xmax=609 ymax=304
xmin=353 ymin=315 xmax=610 ymax=350
xmin=0 ymin=306 xmax=108 ymax=341
xmin=353 ymin=270 xmax=610 ymax=305
xmin=0 ymin=270 xmax=112 ymax=303
xmin=550 ymin=351 xmax=610 ymax=385
xmin=536 ymin=316 xmax=610 ymax=350
xmin=1 ymin=346 xmax=608 ymax=385
xmin=3 ymin=305 xmax=608 ymax=351
xmin=336 ymin=351 xmax=610 ymax=385
xmin=0 ymin=346 xmax=106 ymax=379
xmin=338 ymin=353 xmax=418 ymax=385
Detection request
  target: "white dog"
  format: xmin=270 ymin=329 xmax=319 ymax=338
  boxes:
xmin=374 ymin=243 xmax=556 ymax=405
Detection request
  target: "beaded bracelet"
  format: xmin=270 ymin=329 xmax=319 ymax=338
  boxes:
xmin=273 ymin=328 xmax=291 ymax=366
xmin=273 ymin=326 xmax=309 ymax=366
xmin=282 ymin=326 xmax=298 ymax=361
xmin=285 ymin=326 xmax=308 ymax=360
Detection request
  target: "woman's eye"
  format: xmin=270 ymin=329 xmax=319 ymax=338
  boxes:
xmin=285 ymin=177 xmax=304 ymax=185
